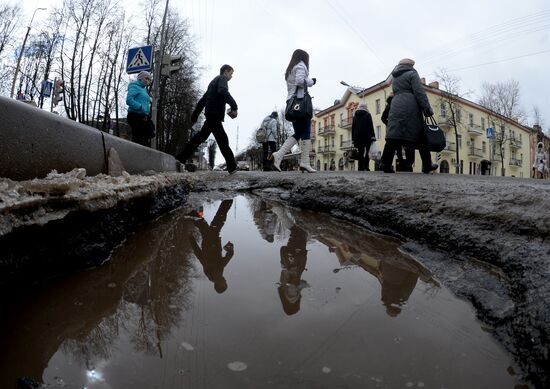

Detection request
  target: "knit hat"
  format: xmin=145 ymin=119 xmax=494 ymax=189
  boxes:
xmin=398 ymin=58 xmax=415 ymax=66
xmin=537 ymin=142 xmax=544 ymax=148
xmin=271 ymin=111 xmax=278 ymax=118
xmin=357 ymin=103 xmax=368 ymax=111
xmin=137 ymin=71 xmax=152 ymax=82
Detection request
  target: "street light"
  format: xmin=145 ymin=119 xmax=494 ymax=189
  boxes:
xmin=10 ymin=7 xmax=47 ymax=99
xmin=340 ymin=80 xmax=365 ymax=94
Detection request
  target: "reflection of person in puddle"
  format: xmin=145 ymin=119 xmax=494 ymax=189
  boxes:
xmin=278 ymin=225 xmax=309 ymax=315
xmin=189 ymin=200 xmax=234 ymax=293
xmin=379 ymin=261 xmax=419 ymax=317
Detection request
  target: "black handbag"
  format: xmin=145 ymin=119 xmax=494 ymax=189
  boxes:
xmin=423 ymin=116 xmax=446 ymax=152
xmin=285 ymin=81 xmax=313 ymax=121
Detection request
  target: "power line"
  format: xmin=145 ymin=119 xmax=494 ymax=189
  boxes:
xmin=324 ymin=0 xmax=387 ymax=69
xmin=447 ymin=48 xmax=550 ymax=72
xmin=421 ymin=9 xmax=550 ymax=64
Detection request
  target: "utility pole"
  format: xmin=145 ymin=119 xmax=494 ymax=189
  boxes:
xmin=10 ymin=7 xmax=47 ymax=99
xmin=150 ymin=0 xmax=170 ymax=148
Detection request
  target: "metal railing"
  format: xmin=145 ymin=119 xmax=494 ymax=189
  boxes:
xmin=317 ymin=145 xmax=336 ymax=154
xmin=339 ymin=117 xmax=353 ymax=128
xmin=318 ymin=125 xmax=336 ymax=136
xmin=467 ymin=124 xmax=483 ymax=136
xmin=468 ymin=147 xmax=485 ymax=158
xmin=509 ymin=158 xmax=522 ymax=167
xmin=441 ymin=142 xmax=456 ymax=153
xmin=509 ymin=138 xmax=522 ymax=148
xmin=340 ymin=140 xmax=354 ymax=150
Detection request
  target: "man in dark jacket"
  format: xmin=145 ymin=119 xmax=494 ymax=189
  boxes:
xmin=351 ymin=104 xmax=376 ymax=171
xmin=380 ymin=58 xmax=438 ymax=173
xmin=177 ymin=64 xmax=238 ymax=173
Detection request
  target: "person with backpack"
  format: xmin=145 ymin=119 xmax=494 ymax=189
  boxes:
xmin=259 ymin=111 xmax=278 ymax=171
xmin=177 ymin=64 xmax=238 ymax=174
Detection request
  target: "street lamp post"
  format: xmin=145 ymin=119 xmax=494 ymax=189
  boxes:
xmin=10 ymin=7 xmax=47 ymax=99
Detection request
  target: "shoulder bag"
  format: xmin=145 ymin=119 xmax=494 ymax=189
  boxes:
xmin=285 ymin=81 xmax=313 ymax=121
xmin=423 ymin=116 xmax=446 ymax=152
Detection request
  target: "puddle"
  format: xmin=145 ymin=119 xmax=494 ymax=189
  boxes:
xmin=0 ymin=194 xmax=526 ymax=388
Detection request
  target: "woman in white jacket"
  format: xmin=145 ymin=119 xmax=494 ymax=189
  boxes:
xmin=271 ymin=49 xmax=317 ymax=173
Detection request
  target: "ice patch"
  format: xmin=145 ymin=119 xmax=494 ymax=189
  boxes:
xmin=180 ymin=341 xmax=194 ymax=351
xmin=227 ymin=361 xmax=247 ymax=371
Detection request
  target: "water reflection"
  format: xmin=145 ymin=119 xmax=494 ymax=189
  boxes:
xmin=0 ymin=195 xmax=524 ymax=389
xmin=250 ymin=198 xmax=437 ymax=318
xmin=0 ymin=210 xmax=196 ymax=386
xmin=189 ymin=199 xmax=235 ymax=293
xmin=278 ymin=225 xmax=309 ymax=315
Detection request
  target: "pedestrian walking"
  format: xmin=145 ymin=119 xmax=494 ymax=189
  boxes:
xmin=177 ymin=64 xmax=238 ymax=174
xmin=352 ymin=103 xmax=376 ymax=171
xmin=533 ymin=142 xmax=548 ymax=179
xmin=271 ymin=49 xmax=317 ymax=173
xmin=260 ymin=111 xmax=279 ymax=171
xmin=126 ymin=71 xmax=154 ymax=147
xmin=380 ymin=58 xmax=438 ymax=173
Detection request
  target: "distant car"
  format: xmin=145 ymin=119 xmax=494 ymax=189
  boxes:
xmin=237 ymin=161 xmax=249 ymax=171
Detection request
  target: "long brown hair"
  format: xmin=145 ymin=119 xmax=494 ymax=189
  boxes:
xmin=285 ymin=49 xmax=309 ymax=80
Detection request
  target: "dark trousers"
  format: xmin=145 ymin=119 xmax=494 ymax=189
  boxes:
xmin=177 ymin=119 xmax=236 ymax=172
xmin=291 ymin=118 xmax=311 ymax=140
xmin=356 ymin=142 xmax=371 ymax=171
xmin=262 ymin=141 xmax=277 ymax=171
xmin=382 ymin=140 xmax=432 ymax=171
xmin=128 ymin=112 xmax=151 ymax=147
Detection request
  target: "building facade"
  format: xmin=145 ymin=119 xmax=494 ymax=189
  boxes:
xmin=312 ymin=77 xmax=533 ymax=178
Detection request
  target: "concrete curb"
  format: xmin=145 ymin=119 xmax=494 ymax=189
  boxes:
xmin=0 ymin=96 xmax=181 ymax=180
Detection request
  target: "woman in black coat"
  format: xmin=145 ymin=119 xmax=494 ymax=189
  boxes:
xmin=380 ymin=58 xmax=438 ymax=173
xmin=352 ymin=104 xmax=376 ymax=171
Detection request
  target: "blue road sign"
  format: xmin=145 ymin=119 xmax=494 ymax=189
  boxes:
xmin=486 ymin=127 xmax=493 ymax=138
xmin=41 ymin=80 xmax=53 ymax=97
xmin=126 ymin=45 xmax=153 ymax=74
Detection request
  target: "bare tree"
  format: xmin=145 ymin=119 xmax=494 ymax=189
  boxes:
xmin=0 ymin=4 xmax=21 ymax=57
xmin=207 ymin=139 xmax=217 ymax=169
xmin=479 ymin=79 xmax=526 ymax=123
xmin=434 ymin=68 xmax=468 ymax=174
xmin=478 ymin=79 xmax=526 ymax=176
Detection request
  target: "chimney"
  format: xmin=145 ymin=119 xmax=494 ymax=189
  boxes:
xmin=420 ymin=77 xmax=426 ymax=85
xmin=428 ymin=81 xmax=439 ymax=89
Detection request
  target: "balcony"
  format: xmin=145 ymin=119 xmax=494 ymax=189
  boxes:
xmin=509 ymin=137 xmax=522 ymax=149
xmin=440 ymin=142 xmax=456 ymax=154
xmin=340 ymin=140 xmax=354 ymax=150
xmin=339 ymin=117 xmax=353 ymax=129
xmin=436 ymin=117 xmax=453 ymax=129
xmin=509 ymin=158 xmax=522 ymax=167
xmin=467 ymin=124 xmax=483 ymax=136
xmin=317 ymin=145 xmax=336 ymax=154
xmin=467 ymin=147 xmax=485 ymax=158
xmin=318 ymin=125 xmax=336 ymax=137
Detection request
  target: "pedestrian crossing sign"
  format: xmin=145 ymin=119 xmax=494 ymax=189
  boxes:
xmin=126 ymin=45 xmax=153 ymax=74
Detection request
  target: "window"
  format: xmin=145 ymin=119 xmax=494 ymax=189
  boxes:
xmin=482 ymin=141 xmax=486 ymax=152
xmin=456 ymin=108 xmax=462 ymax=122
xmin=375 ymin=99 xmax=381 ymax=114
xmin=340 ymin=134 xmax=343 ymax=146
xmin=330 ymin=115 xmax=335 ymax=127
xmin=440 ymin=103 xmax=446 ymax=118
xmin=457 ymin=134 xmax=462 ymax=148
xmin=481 ymin=117 xmax=485 ymax=129
xmin=520 ymin=133 xmax=522 ymax=142
xmin=469 ymin=113 xmax=474 ymax=126
xmin=376 ymin=125 xmax=381 ymax=140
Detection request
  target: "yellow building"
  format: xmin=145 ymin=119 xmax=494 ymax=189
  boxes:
xmin=312 ymin=76 xmax=532 ymax=177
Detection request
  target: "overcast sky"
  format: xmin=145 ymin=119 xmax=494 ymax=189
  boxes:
xmin=21 ymin=0 xmax=550 ymax=162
